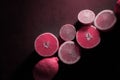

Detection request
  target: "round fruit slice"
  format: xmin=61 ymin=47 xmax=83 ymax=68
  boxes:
xmin=78 ymin=9 xmax=95 ymax=24
xmin=34 ymin=32 xmax=59 ymax=57
xmin=94 ymin=10 xmax=117 ymax=30
xmin=59 ymin=24 xmax=76 ymax=41
xmin=76 ymin=25 xmax=101 ymax=49
xmin=58 ymin=41 xmax=81 ymax=64
xmin=33 ymin=57 xmax=59 ymax=80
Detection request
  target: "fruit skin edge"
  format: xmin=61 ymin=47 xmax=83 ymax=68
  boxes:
xmin=58 ymin=41 xmax=81 ymax=65
xmin=77 ymin=9 xmax=96 ymax=24
xmin=33 ymin=3 xmax=118 ymax=79
xmin=59 ymin=24 xmax=76 ymax=41
xmin=34 ymin=32 xmax=59 ymax=57
xmin=114 ymin=0 xmax=120 ymax=20
xmin=76 ymin=25 xmax=101 ymax=49
xmin=94 ymin=10 xmax=117 ymax=31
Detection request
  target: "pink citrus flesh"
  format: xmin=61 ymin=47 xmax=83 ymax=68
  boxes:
xmin=76 ymin=25 xmax=101 ymax=49
xmin=33 ymin=57 xmax=59 ymax=80
xmin=58 ymin=41 xmax=81 ymax=64
xmin=34 ymin=32 xmax=59 ymax=57
xmin=94 ymin=10 xmax=117 ymax=30
xmin=78 ymin=9 xmax=95 ymax=24
xmin=59 ymin=24 xmax=76 ymax=41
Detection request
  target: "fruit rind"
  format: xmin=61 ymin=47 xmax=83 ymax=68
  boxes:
xmin=58 ymin=41 xmax=81 ymax=64
xmin=34 ymin=32 xmax=59 ymax=57
xmin=94 ymin=10 xmax=117 ymax=30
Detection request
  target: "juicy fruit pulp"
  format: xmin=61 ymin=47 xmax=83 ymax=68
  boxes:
xmin=34 ymin=32 xmax=59 ymax=57
xmin=58 ymin=41 xmax=81 ymax=64
xmin=78 ymin=9 xmax=95 ymax=24
xmin=94 ymin=10 xmax=117 ymax=30
xmin=33 ymin=57 xmax=59 ymax=80
xmin=76 ymin=25 xmax=101 ymax=49
xmin=59 ymin=24 xmax=76 ymax=41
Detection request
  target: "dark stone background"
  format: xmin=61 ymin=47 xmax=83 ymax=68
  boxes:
xmin=2 ymin=0 xmax=120 ymax=80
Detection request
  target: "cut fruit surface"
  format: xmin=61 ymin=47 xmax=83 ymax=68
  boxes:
xmin=76 ymin=25 xmax=101 ymax=49
xmin=59 ymin=24 xmax=76 ymax=41
xmin=78 ymin=9 xmax=95 ymax=24
xmin=34 ymin=32 xmax=59 ymax=57
xmin=94 ymin=10 xmax=117 ymax=30
xmin=58 ymin=41 xmax=81 ymax=64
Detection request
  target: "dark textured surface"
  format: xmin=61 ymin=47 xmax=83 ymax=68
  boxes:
xmin=2 ymin=0 xmax=120 ymax=80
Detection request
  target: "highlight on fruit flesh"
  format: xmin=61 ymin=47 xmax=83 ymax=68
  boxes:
xmin=94 ymin=10 xmax=117 ymax=31
xmin=33 ymin=57 xmax=59 ymax=80
xmin=58 ymin=41 xmax=81 ymax=64
xmin=76 ymin=25 xmax=101 ymax=49
xmin=34 ymin=32 xmax=59 ymax=57
xmin=59 ymin=24 xmax=76 ymax=41
xmin=78 ymin=9 xmax=95 ymax=24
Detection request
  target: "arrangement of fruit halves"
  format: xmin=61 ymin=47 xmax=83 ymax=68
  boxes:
xmin=33 ymin=0 xmax=120 ymax=80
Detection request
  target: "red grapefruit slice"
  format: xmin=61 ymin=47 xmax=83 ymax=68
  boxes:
xmin=78 ymin=9 xmax=95 ymax=24
xmin=33 ymin=57 xmax=59 ymax=80
xmin=59 ymin=24 xmax=76 ymax=41
xmin=58 ymin=41 xmax=81 ymax=64
xmin=34 ymin=32 xmax=59 ymax=57
xmin=76 ymin=25 xmax=101 ymax=49
xmin=94 ymin=10 xmax=117 ymax=30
